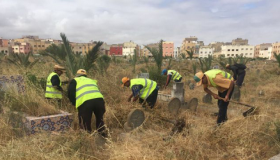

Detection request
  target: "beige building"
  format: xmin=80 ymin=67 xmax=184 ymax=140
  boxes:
xmin=259 ymin=47 xmax=272 ymax=60
xmin=232 ymin=38 xmax=248 ymax=45
xmin=209 ymin=42 xmax=230 ymax=53
xmin=254 ymin=43 xmax=272 ymax=58
xmin=271 ymin=42 xmax=280 ymax=60
xmin=221 ymin=45 xmax=254 ymax=58
xmin=123 ymin=41 xmax=137 ymax=56
xmin=180 ymin=36 xmax=203 ymax=57
xmin=142 ymin=43 xmax=159 ymax=57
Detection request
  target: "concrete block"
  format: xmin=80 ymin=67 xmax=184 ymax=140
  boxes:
xmin=171 ymin=89 xmax=185 ymax=103
xmin=158 ymin=93 xmax=172 ymax=102
xmin=172 ymin=82 xmax=184 ymax=90
xmin=24 ymin=111 xmax=73 ymax=135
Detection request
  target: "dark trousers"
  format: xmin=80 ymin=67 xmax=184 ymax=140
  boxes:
xmin=78 ymin=98 xmax=105 ymax=133
xmin=174 ymin=77 xmax=182 ymax=82
xmin=217 ymin=87 xmax=234 ymax=124
xmin=236 ymin=71 xmax=246 ymax=87
xmin=139 ymin=89 xmax=158 ymax=108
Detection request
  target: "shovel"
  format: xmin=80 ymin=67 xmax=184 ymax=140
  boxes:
xmin=218 ymin=97 xmax=256 ymax=117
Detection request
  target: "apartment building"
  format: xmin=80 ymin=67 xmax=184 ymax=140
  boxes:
xmin=12 ymin=42 xmax=31 ymax=54
xmin=180 ymin=36 xmax=204 ymax=57
xmin=123 ymin=41 xmax=137 ymax=56
xmin=173 ymin=47 xmax=180 ymax=58
xmin=221 ymin=45 xmax=254 ymax=58
xmin=162 ymin=41 xmax=174 ymax=57
xmin=232 ymin=38 xmax=248 ymax=45
xmin=199 ymin=46 xmax=214 ymax=58
xmin=109 ymin=44 xmax=123 ymax=56
xmin=259 ymin=47 xmax=272 ymax=59
xmin=142 ymin=43 xmax=158 ymax=57
xmin=0 ymin=38 xmax=11 ymax=54
xmin=271 ymin=42 xmax=280 ymax=60
xmin=254 ymin=43 xmax=271 ymax=58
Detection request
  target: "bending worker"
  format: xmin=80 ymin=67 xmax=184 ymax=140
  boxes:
xmin=122 ymin=77 xmax=158 ymax=109
xmin=226 ymin=63 xmax=246 ymax=87
xmin=45 ymin=65 xmax=65 ymax=100
xmin=193 ymin=69 xmax=234 ymax=125
xmin=161 ymin=69 xmax=182 ymax=89
xmin=68 ymin=69 xmax=107 ymax=137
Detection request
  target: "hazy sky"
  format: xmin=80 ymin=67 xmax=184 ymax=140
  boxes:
xmin=0 ymin=0 xmax=279 ymax=47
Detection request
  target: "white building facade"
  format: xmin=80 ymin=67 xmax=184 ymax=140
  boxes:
xmin=221 ymin=45 xmax=254 ymax=58
xmin=259 ymin=47 xmax=272 ymax=60
xmin=123 ymin=41 xmax=137 ymax=56
xmin=173 ymin=47 xmax=180 ymax=58
xmin=199 ymin=46 xmax=214 ymax=58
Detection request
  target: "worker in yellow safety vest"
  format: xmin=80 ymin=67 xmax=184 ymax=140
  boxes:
xmin=45 ymin=65 xmax=66 ymax=100
xmin=67 ymin=69 xmax=107 ymax=137
xmin=161 ymin=69 xmax=182 ymax=89
xmin=193 ymin=69 xmax=234 ymax=125
xmin=122 ymin=77 xmax=159 ymax=109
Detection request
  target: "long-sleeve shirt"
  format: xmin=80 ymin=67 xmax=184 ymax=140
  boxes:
xmin=67 ymin=78 xmax=77 ymax=106
xmin=51 ymin=75 xmax=63 ymax=91
xmin=228 ymin=65 xmax=245 ymax=80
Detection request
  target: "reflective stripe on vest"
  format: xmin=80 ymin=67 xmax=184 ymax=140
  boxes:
xmin=45 ymin=72 xmax=62 ymax=99
xmin=74 ymin=76 xmax=104 ymax=109
xmin=168 ymin=70 xmax=182 ymax=81
xmin=205 ymin=69 xmax=233 ymax=87
xmin=130 ymin=78 xmax=157 ymax=100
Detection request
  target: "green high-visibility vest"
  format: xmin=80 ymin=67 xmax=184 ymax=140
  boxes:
xmin=130 ymin=78 xmax=157 ymax=100
xmin=168 ymin=70 xmax=182 ymax=81
xmin=204 ymin=69 xmax=233 ymax=87
xmin=74 ymin=76 xmax=104 ymax=109
xmin=45 ymin=72 xmax=62 ymax=99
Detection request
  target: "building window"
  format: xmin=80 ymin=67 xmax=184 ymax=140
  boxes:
xmin=232 ymin=49 xmax=234 ymax=51
xmin=38 ymin=45 xmax=41 ymax=47
xmin=236 ymin=49 xmax=239 ymax=51
xmin=200 ymin=52 xmax=203 ymax=53
xmin=231 ymin=54 xmax=234 ymax=56
xmin=227 ymin=54 xmax=230 ymax=56
xmin=250 ymin=53 xmax=252 ymax=55
xmin=246 ymin=48 xmax=248 ymax=50
xmin=250 ymin=48 xmax=253 ymax=50
xmin=34 ymin=45 xmax=37 ymax=47
xmin=245 ymin=53 xmax=248 ymax=55
xmin=241 ymin=48 xmax=243 ymax=50
xmin=228 ymin=49 xmax=230 ymax=51
xmin=42 ymin=45 xmax=45 ymax=47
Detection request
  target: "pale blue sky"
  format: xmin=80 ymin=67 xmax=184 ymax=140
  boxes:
xmin=0 ymin=0 xmax=279 ymax=47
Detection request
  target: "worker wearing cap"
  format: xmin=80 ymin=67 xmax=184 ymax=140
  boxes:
xmin=226 ymin=63 xmax=246 ymax=87
xmin=67 ymin=69 xmax=107 ymax=137
xmin=193 ymin=69 xmax=234 ymax=124
xmin=122 ymin=77 xmax=158 ymax=108
xmin=45 ymin=65 xmax=65 ymax=99
xmin=162 ymin=69 xmax=182 ymax=89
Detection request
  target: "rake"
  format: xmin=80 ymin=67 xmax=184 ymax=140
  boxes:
xmin=218 ymin=97 xmax=256 ymax=117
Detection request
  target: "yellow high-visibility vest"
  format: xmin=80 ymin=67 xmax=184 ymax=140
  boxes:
xmin=74 ymin=76 xmax=103 ymax=109
xmin=45 ymin=72 xmax=62 ymax=99
xmin=168 ymin=70 xmax=182 ymax=81
xmin=204 ymin=69 xmax=233 ymax=87
xmin=130 ymin=78 xmax=157 ymax=100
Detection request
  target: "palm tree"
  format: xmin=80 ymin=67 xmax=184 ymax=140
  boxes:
xmin=8 ymin=52 xmax=39 ymax=72
xmin=274 ymin=52 xmax=280 ymax=68
xmin=198 ymin=55 xmax=213 ymax=72
xmin=146 ymin=40 xmax=163 ymax=73
xmin=186 ymin=49 xmax=194 ymax=60
xmin=43 ymin=33 xmax=103 ymax=78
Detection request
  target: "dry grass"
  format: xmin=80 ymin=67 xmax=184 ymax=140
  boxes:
xmin=0 ymin=58 xmax=280 ymax=159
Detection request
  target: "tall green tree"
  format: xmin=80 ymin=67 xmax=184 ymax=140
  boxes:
xmin=146 ymin=40 xmax=163 ymax=73
xmin=43 ymin=33 xmax=103 ymax=78
xmin=186 ymin=49 xmax=194 ymax=60
xmin=274 ymin=52 xmax=280 ymax=68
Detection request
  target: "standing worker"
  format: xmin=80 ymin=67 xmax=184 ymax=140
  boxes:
xmin=45 ymin=65 xmax=66 ymax=101
xmin=226 ymin=63 xmax=246 ymax=87
xmin=161 ymin=69 xmax=182 ymax=89
xmin=122 ymin=77 xmax=158 ymax=109
xmin=68 ymin=69 xmax=107 ymax=137
xmin=193 ymin=69 xmax=234 ymax=125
